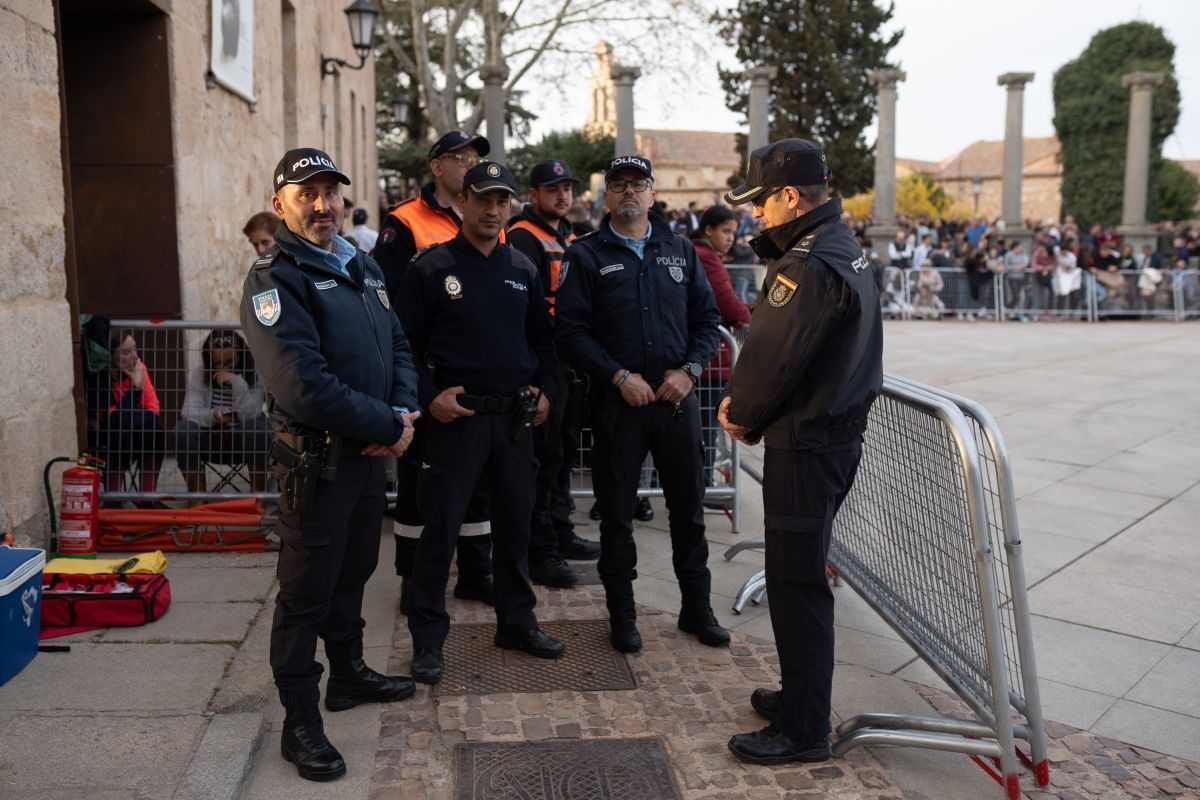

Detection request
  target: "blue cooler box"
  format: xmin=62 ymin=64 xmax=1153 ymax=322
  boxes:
xmin=0 ymin=547 xmax=45 ymax=686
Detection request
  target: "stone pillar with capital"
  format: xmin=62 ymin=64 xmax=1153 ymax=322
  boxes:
xmin=866 ymin=68 xmax=906 ymax=243
xmin=610 ymin=63 xmax=642 ymax=155
xmin=746 ymin=67 xmax=776 ymax=156
xmin=997 ymin=72 xmax=1035 ymax=251
xmin=1117 ymin=71 xmax=1164 ymax=250
xmin=481 ymin=63 xmax=510 ymax=163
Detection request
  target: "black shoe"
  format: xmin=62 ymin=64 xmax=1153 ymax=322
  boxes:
xmin=728 ymin=724 xmax=831 ymax=765
xmin=634 ymin=497 xmax=654 ymax=522
xmin=325 ymin=659 xmax=416 ymax=711
xmin=750 ymin=687 xmax=781 ymax=721
xmin=281 ymin=706 xmax=347 ymax=782
xmin=609 ymin=616 xmax=642 ymax=653
xmin=410 ymin=647 xmax=443 ymax=684
xmin=398 ymin=576 xmax=412 ymax=616
xmin=678 ymin=607 xmax=731 ymax=647
xmin=494 ymin=627 xmax=566 ymax=659
xmin=558 ymin=535 xmax=601 ymax=561
xmin=568 ymin=496 xmax=576 ymax=512
xmin=453 ymin=575 xmax=495 ymax=606
xmin=588 ymin=501 xmax=602 ymax=521
xmin=529 ymin=557 xmax=578 ymax=588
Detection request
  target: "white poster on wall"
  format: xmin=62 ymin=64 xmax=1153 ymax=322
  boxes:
xmin=210 ymin=0 xmax=255 ymax=103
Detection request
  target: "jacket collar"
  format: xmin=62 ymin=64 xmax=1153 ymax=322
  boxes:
xmin=274 ymin=224 xmax=363 ymax=283
xmin=750 ymin=197 xmax=843 ymax=260
xmin=594 ymin=211 xmax=675 ymax=249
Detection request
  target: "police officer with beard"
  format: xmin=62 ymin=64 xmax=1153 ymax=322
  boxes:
xmin=241 ymin=148 xmax=421 ymax=782
xmin=399 ymin=161 xmax=565 ymax=684
xmin=718 ymin=139 xmax=882 ymax=766
xmin=555 ymin=155 xmax=728 ymax=654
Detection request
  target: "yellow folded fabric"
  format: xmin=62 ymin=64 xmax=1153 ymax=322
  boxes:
xmin=44 ymin=551 xmax=168 ymax=575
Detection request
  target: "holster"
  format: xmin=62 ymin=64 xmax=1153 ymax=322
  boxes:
xmin=511 ymin=387 xmax=538 ymax=442
xmin=269 ymin=431 xmax=337 ymax=515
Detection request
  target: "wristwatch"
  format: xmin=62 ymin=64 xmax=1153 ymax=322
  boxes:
xmin=681 ymin=362 xmax=702 ymax=383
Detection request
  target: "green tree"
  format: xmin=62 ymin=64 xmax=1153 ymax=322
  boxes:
xmin=1052 ymin=21 xmax=1181 ymax=227
xmin=507 ymin=129 xmax=615 ymax=191
xmin=715 ymin=0 xmax=902 ymax=196
xmin=1158 ymin=159 xmax=1200 ymax=223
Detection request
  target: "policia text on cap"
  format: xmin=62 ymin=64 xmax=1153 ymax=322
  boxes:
xmin=240 ymin=147 xmax=423 ymax=782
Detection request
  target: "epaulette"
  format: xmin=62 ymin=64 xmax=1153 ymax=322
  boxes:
xmin=408 ymin=241 xmax=444 ymax=266
xmin=790 ymin=231 xmax=820 ymax=257
xmin=573 ymin=229 xmax=599 ymax=242
xmin=249 ymin=245 xmax=280 ymax=271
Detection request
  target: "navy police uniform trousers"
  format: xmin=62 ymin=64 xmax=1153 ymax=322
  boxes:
xmin=271 ymin=453 xmax=385 ymax=708
xmin=762 ymin=440 xmax=862 ymax=745
xmin=591 ymin=390 xmax=711 ymax=617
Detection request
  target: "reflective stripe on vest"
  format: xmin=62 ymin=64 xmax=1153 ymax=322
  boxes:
xmin=508 ymin=219 xmax=575 ymax=312
xmin=388 ymin=195 xmax=507 ymax=250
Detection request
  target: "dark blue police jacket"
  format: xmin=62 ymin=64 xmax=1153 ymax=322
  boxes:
xmin=555 ymin=213 xmax=719 ymax=384
xmin=239 ymin=224 xmax=419 ymax=446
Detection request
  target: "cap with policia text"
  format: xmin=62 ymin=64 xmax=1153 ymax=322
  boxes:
xmin=463 ymin=161 xmax=518 ymax=196
xmin=529 ymin=159 xmax=577 ymax=188
xmin=724 ymin=138 xmax=830 ymax=205
xmin=428 ymin=130 xmax=491 ymax=161
xmin=273 ymin=148 xmax=351 ymax=192
xmin=604 ymin=155 xmax=653 ymax=180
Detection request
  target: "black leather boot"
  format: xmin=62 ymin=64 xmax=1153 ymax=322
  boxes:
xmin=609 ymin=615 xmax=642 ymax=653
xmin=325 ymin=656 xmax=416 ymax=711
xmin=281 ymin=705 xmax=347 ymax=781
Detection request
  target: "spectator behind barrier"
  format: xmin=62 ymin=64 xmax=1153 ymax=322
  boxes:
xmin=88 ymin=329 xmax=165 ymax=505
xmin=913 ymin=260 xmax=945 ymax=319
xmin=243 ymin=211 xmax=280 ymax=256
xmin=172 ymin=329 xmax=271 ymax=497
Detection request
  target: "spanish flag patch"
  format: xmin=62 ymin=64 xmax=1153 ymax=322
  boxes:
xmin=767 ymin=274 xmax=798 ymax=308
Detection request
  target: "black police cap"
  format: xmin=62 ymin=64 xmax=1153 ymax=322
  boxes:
xmin=605 ymin=155 xmax=653 ymax=181
xmin=529 ymin=159 xmax=577 ymax=188
xmin=725 ymin=138 xmax=830 ymax=205
xmin=273 ymin=148 xmax=351 ymax=192
xmin=428 ymin=130 xmax=491 ymax=161
xmin=463 ymin=161 xmax=518 ymax=197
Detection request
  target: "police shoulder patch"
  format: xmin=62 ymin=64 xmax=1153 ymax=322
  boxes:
xmin=556 ymin=260 xmax=570 ymax=290
xmin=767 ymin=274 xmax=798 ymax=308
xmin=380 ymin=226 xmax=396 ymax=245
xmin=252 ymin=288 xmax=282 ymax=325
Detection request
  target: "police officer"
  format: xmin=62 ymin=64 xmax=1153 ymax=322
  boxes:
xmin=508 ymin=159 xmax=602 ymax=588
xmin=372 ymin=131 xmax=495 ymax=612
xmin=556 ymin=155 xmax=729 ymax=653
xmin=718 ymin=139 xmax=882 ymax=765
xmin=399 ymin=161 xmax=565 ymax=683
xmin=240 ymin=148 xmax=421 ymax=782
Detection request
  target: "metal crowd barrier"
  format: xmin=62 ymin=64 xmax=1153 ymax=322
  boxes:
xmin=724 ymin=374 xmax=1047 ymax=798
xmin=95 ymin=320 xmax=743 ymax=531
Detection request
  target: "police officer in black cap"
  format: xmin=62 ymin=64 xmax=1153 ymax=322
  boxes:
xmin=718 ymin=138 xmax=882 ymax=765
xmin=556 ymin=155 xmax=728 ymax=654
xmin=508 ymin=159 xmax=602 ymax=588
xmin=399 ymin=160 xmax=565 ymax=683
xmin=241 ymin=147 xmax=421 ymax=782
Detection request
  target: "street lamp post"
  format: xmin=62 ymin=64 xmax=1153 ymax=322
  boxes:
xmin=320 ymin=0 xmax=380 ymax=79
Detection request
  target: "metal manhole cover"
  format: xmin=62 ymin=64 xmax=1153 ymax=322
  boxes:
xmin=435 ymin=619 xmax=634 ymax=695
xmin=456 ymin=738 xmax=681 ymax=800
xmin=566 ymin=560 xmax=602 ymax=585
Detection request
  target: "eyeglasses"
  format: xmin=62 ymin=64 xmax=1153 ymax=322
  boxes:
xmin=209 ymin=337 xmax=236 ymax=349
xmin=442 ymin=153 xmax=481 ymax=166
xmin=751 ymin=187 xmax=784 ymax=209
xmin=606 ymin=178 xmax=652 ymax=193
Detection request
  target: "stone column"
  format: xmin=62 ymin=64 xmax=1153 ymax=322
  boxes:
xmin=747 ymin=67 xmax=777 ymax=156
xmin=481 ymin=63 xmax=509 ymax=164
xmin=867 ymin=68 xmax=906 ymax=243
xmin=610 ymin=63 xmax=642 ymax=155
xmin=1118 ymin=71 xmax=1164 ymax=249
xmin=997 ymin=72 xmax=1035 ymax=251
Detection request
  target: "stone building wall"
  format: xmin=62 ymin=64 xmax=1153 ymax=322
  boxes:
xmin=0 ymin=0 xmax=78 ymax=544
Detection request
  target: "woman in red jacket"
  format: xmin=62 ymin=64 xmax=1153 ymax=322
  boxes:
xmin=690 ymin=205 xmax=751 ymax=491
xmin=88 ymin=330 xmax=165 ymax=502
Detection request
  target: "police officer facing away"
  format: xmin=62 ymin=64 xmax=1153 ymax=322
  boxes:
xmin=556 ymin=155 xmax=729 ymax=654
xmin=718 ymin=139 xmax=882 ymax=765
xmin=399 ymin=161 xmax=565 ymax=684
xmin=240 ymin=148 xmax=422 ymax=782
xmin=372 ymin=130 xmax=496 ymax=615
xmin=508 ymin=159 xmax=602 ymax=589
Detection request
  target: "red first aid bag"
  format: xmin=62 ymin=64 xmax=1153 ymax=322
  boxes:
xmin=40 ymin=573 xmax=171 ymax=629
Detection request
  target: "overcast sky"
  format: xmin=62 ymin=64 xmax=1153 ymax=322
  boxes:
xmin=527 ymin=0 xmax=1197 ymax=163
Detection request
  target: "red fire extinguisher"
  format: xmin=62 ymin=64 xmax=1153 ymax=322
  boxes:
xmin=45 ymin=454 xmax=105 ymax=559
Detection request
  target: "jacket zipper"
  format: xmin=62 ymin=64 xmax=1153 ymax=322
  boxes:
xmin=354 ymin=255 xmax=388 ymax=388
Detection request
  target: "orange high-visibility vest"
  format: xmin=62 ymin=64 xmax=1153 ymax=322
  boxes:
xmin=388 ymin=193 xmax=506 ymax=249
xmin=508 ymin=219 xmax=575 ymax=313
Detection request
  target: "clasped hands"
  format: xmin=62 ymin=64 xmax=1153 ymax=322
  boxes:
xmin=615 ymin=369 xmax=692 ymax=407
xmin=361 ymin=410 xmax=422 ymax=457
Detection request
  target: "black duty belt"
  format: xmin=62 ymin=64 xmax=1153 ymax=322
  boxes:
xmin=457 ymin=393 xmax=519 ymax=414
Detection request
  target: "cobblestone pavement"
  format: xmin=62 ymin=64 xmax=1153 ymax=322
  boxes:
xmin=365 ymin=581 xmax=1200 ymax=800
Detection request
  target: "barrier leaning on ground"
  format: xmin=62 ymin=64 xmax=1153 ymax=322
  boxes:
xmin=725 ymin=374 xmax=1047 ymax=800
